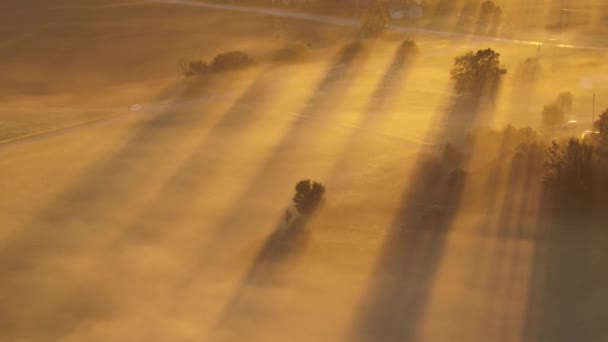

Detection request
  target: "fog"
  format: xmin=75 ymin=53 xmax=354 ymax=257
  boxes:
xmin=1 ymin=0 xmax=608 ymax=341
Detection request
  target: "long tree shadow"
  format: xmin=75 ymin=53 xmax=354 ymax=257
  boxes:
xmin=113 ymin=64 xmax=300 ymax=245
xmin=347 ymin=83 xmax=501 ymax=342
xmin=522 ymin=208 xmax=608 ymax=341
xmin=0 ymin=71 xmax=252 ymax=341
xmin=188 ymin=41 xmax=372 ymax=271
xmin=0 ymin=72 xmax=238 ymax=262
xmin=462 ymin=142 xmax=545 ymax=342
xmin=324 ymin=41 xmax=418 ymax=186
xmin=209 ymin=214 xmax=312 ymax=341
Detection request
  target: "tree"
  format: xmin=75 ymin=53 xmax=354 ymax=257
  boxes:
xmin=359 ymin=0 xmax=388 ymax=38
xmin=293 ymin=180 xmax=326 ymax=216
xmin=450 ymin=48 xmax=507 ymax=95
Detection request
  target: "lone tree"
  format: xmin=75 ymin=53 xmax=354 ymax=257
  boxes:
xmin=293 ymin=179 xmax=326 ymax=216
xmin=450 ymin=48 xmax=507 ymax=95
xmin=359 ymin=0 xmax=388 ymax=38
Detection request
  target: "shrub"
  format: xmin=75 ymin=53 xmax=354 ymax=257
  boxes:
xmin=293 ymin=180 xmax=326 ymax=216
xmin=181 ymin=60 xmax=209 ymax=77
xmin=210 ymin=51 xmax=255 ymax=72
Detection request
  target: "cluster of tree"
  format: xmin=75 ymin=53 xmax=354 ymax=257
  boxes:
xmin=450 ymin=48 xmax=507 ymax=95
xmin=545 ymin=111 xmax=608 ymax=211
xmin=181 ymin=51 xmax=255 ymax=77
xmin=435 ymin=110 xmax=608 ymax=216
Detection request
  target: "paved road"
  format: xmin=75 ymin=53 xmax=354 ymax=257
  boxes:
xmin=149 ymin=0 xmax=608 ymax=51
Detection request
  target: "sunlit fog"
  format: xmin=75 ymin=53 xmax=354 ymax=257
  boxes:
xmin=2 ymin=0 xmax=608 ymax=341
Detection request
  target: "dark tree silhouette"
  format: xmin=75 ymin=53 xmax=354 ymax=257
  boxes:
xmin=450 ymin=48 xmax=507 ymax=95
xmin=544 ymin=138 xmax=596 ymax=206
xmin=293 ymin=179 xmax=326 ymax=216
xmin=594 ymin=109 xmax=608 ymax=146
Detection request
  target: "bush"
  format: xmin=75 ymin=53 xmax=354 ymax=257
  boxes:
xmin=293 ymin=180 xmax=326 ymax=216
xmin=273 ymin=42 xmax=311 ymax=63
xmin=210 ymin=51 xmax=255 ymax=72
xmin=181 ymin=60 xmax=209 ymax=77
xmin=450 ymin=48 xmax=507 ymax=95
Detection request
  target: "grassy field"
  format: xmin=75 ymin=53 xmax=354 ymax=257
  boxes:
xmin=1 ymin=1 xmax=608 ymax=342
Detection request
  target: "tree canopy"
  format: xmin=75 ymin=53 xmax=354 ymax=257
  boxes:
xmin=450 ymin=48 xmax=507 ymax=95
xmin=293 ymin=180 xmax=326 ymax=216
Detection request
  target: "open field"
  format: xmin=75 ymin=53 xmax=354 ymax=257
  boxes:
xmin=1 ymin=1 xmax=608 ymax=342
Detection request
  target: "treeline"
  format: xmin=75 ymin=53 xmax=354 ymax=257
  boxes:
xmin=441 ymin=112 xmax=608 ymax=216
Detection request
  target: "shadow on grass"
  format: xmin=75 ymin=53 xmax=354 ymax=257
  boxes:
xmin=114 ymin=64 xmax=297 ymax=244
xmin=0 ymin=71 xmax=250 ymax=341
xmin=188 ymin=40 xmax=371 ymax=270
xmin=522 ymin=211 xmax=608 ymax=342
xmin=209 ymin=214 xmax=312 ymax=341
xmin=347 ymin=83 xmax=501 ymax=342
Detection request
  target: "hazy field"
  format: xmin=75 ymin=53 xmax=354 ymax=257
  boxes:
xmin=1 ymin=1 xmax=608 ymax=342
